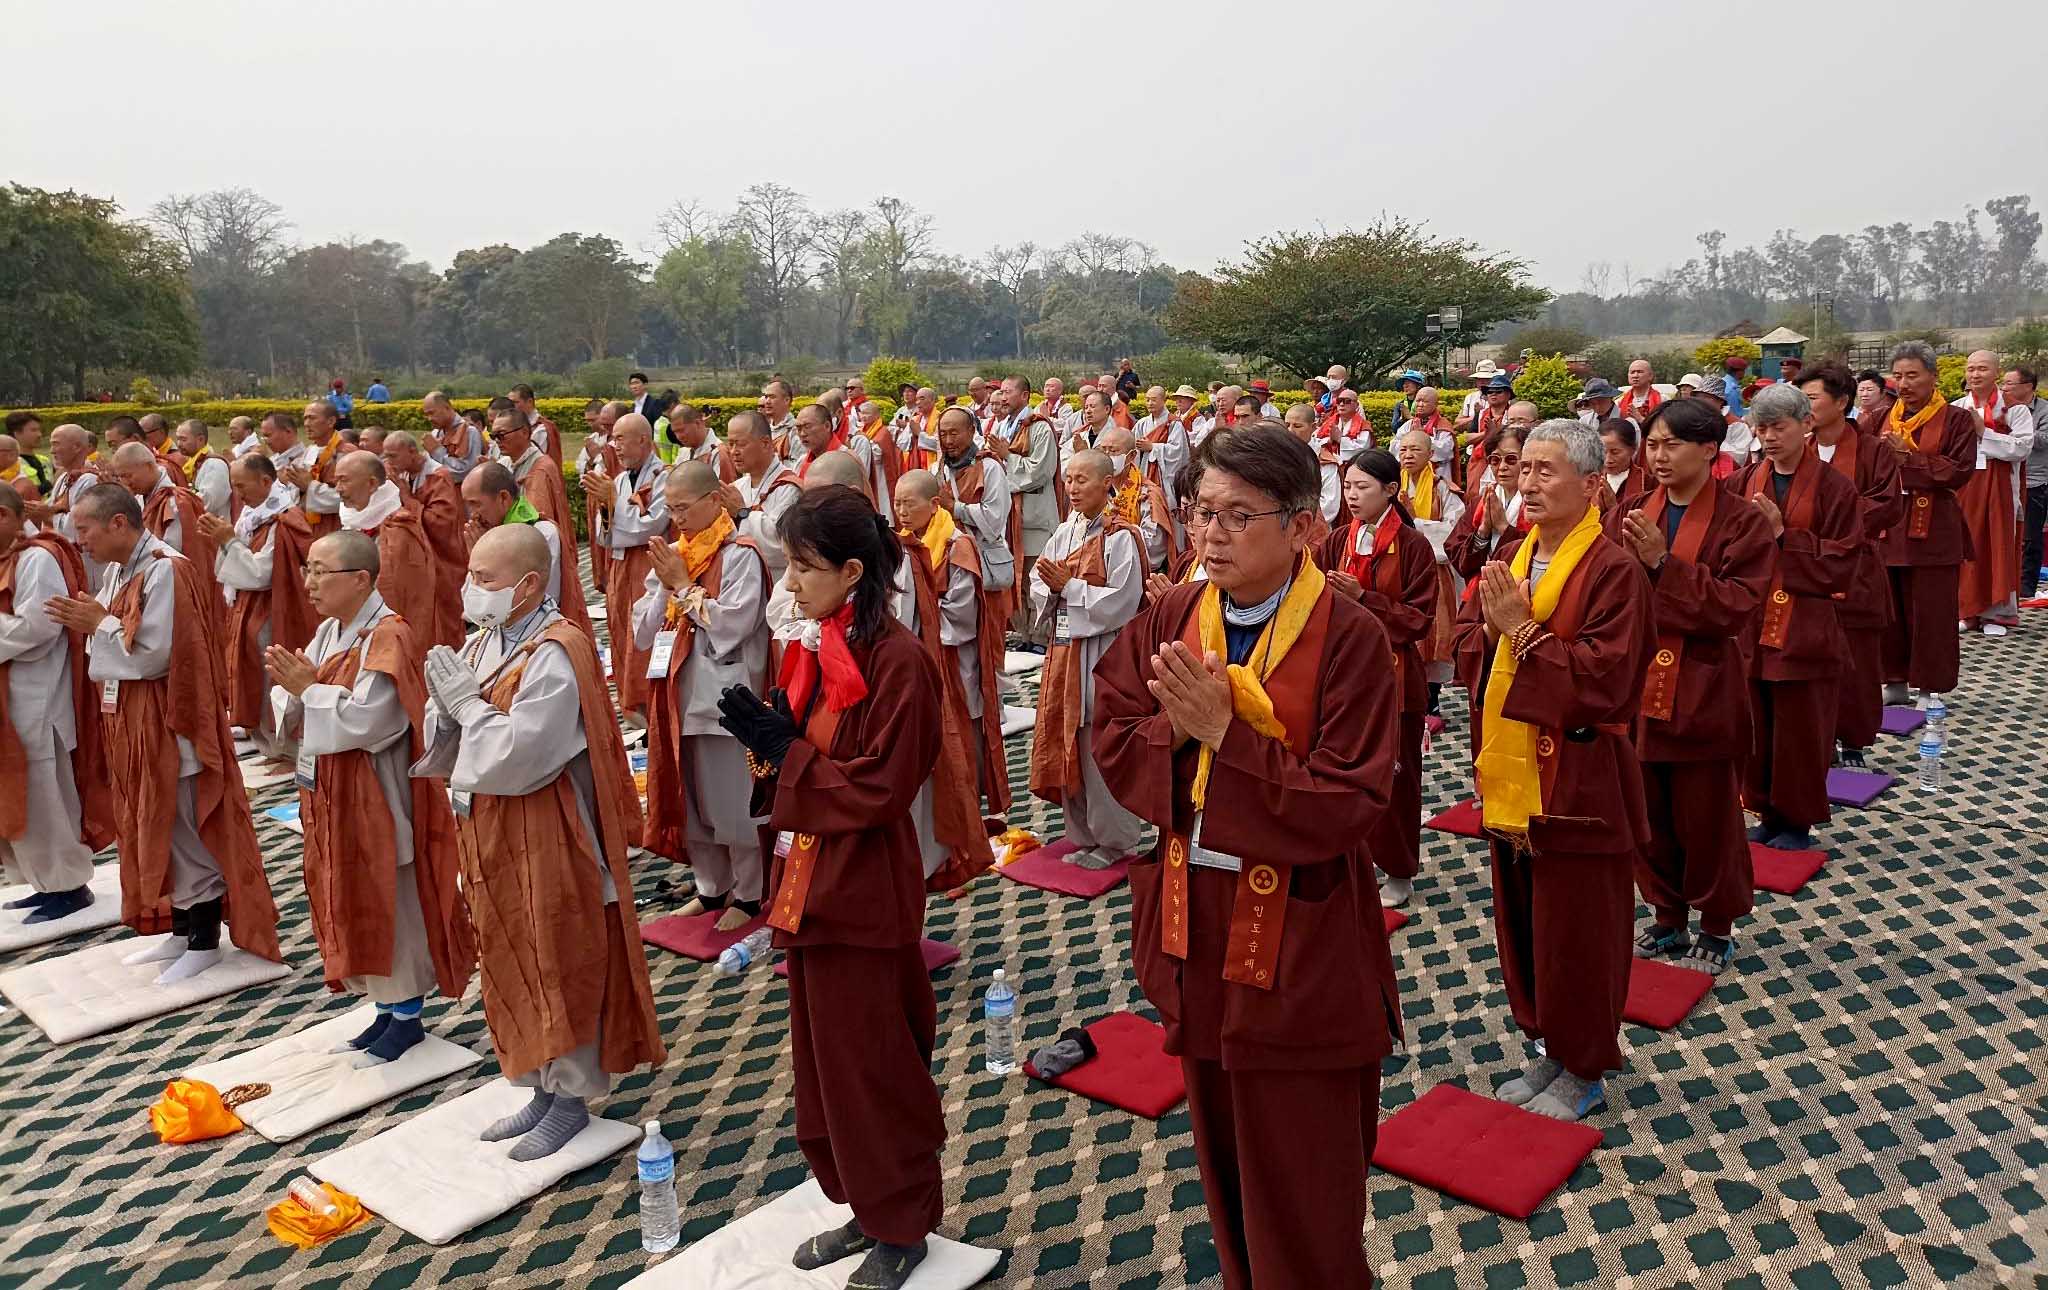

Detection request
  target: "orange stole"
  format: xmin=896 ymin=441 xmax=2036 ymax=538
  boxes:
xmin=1027 ymin=519 xmax=1139 ymax=803
xmin=898 ymin=531 xmax=995 ymax=890
xmin=1160 ymin=586 xmax=1334 ymax=991
xmin=0 ymin=534 xmax=116 ymax=853
xmin=298 ymin=616 xmax=475 ymax=999
xmin=454 ymin=623 xmax=664 ymax=1080
xmin=766 ymin=705 xmax=844 ymax=935
xmin=1744 ymin=455 xmax=1822 ymax=651
xmin=1634 ymin=482 xmax=1719 ymax=721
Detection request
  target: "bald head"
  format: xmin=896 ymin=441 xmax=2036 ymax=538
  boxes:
xmin=337 ymin=450 xmax=386 ymax=486
xmin=110 ymin=441 xmax=160 ymax=495
xmin=472 ymin=523 xmax=551 ymax=580
xmin=111 ymin=442 xmax=156 ymax=469
xmin=460 ymin=461 xmax=519 ymax=528
xmin=896 ymin=468 xmax=941 ymax=504
xmin=1097 ymin=425 xmax=1135 ymax=457
xmin=613 ymin=413 xmax=653 ymax=466
xmin=670 ymin=459 xmax=719 ymax=495
xmin=803 ymin=451 xmax=870 ymax=492
xmin=310 ymin=530 xmax=381 ymax=580
xmin=50 ymin=423 xmax=91 ymax=464
xmin=1066 ymin=448 xmax=1113 ymax=480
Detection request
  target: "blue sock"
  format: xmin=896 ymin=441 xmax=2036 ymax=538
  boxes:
xmin=374 ymin=1002 xmax=394 ymax=1016
xmin=389 ymin=997 xmax=423 ymax=1020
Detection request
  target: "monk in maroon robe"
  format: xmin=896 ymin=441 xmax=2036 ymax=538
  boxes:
xmin=1739 ymin=386 xmax=1864 ymax=852
xmin=1094 ymin=427 xmax=1401 ymax=1290
xmin=1607 ymin=399 xmax=1775 ymax=975
xmin=335 ymin=452 xmax=437 ymax=669
xmin=722 ymin=488 xmax=947 ymax=1290
xmin=1453 ymin=418 xmax=1653 ymax=1122
xmin=382 ymin=432 xmax=467 ymax=649
xmin=1800 ymin=363 xmax=1904 ymax=767
xmin=1876 ymin=343 xmax=1978 ymax=700
xmin=1313 ymin=447 xmax=1438 ymax=909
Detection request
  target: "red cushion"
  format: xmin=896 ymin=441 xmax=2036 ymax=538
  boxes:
xmin=1623 ymin=957 xmax=1715 ymax=1029
xmin=1751 ymin=842 xmax=1825 ymax=894
xmin=1383 ymin=907 xmax=1410 ymax=934
xmin=774 ymin=937 xmax=959 ymax=979
xmin=1425 ymin=798 xmax=1484 ymax=838
xmin=1025 ymin=1011 xmax=1185 ymax=1118
xmin=1373 ymin=1083 xmax=1601 ymax=1219
xmin=638 ymin=910 xmax=767 ymax=961
xmin=999 ymin=842 xmax=1130 ymax=898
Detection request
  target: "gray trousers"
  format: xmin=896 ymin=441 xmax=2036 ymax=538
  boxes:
xmin=342 ymin=867 xmax=438 ymax=1005
xmin=0 ymin=737 xmax=95 ymax=893
xmin=682 ymin=735 xmax=764 ymax=901
xmin=170 ymin=777 xmax=228 ymax=908
xmin=1062 ymin=725 xmax=1143 ymax=855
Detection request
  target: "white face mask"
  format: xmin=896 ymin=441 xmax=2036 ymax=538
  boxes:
xmin=1109 ymin=453 xmax=1129 ymax=473
xmin=463 ymin=577 xmax=518 ymax=628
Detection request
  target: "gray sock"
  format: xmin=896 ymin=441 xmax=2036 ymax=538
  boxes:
xmin=1029 ymin=1027 xmax=1098 ymax=1078
xmin=847 ymin=1240 xmax=929 ymax=1290
xmin=1496 ymin=1055 xmax=1563 ymax=1106
xmin=1527 ymin=1071 xmax=1606 ymax=1121
xmin=480 ymin=1089 xmax=554 ymax=1143
xmin=507 ymin=1095 xmax=589 ymax=1161
xmin=1070 ymin=848 xmax=1117 ymax=870
xmin=794 ymin=1218 xmax=873 ymax=1270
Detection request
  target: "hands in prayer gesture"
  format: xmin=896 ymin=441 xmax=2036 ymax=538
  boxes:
xmin=1143 ymin=571 xmax=1173 ymax=601
xmin=1618 ymin=510 xmax=1667 ymax=570
xmin=1482 ymin=489 xmax=1510 ymax=536
xmin=422 ymin=644 xmax=483 ymax=720
xmin=579 ymin=469 xmax=611 ymax=499
xmin=647 ymin=539 xmax=694 ymax=592
xmin=44 ymin=593 xmax=106 ymax=634
xmin=263 ymin=645 xmax=318 ymax=696
xmin=195 ymin=512 xmax=236 ymax=547
xmin=1147 ymin=640 xmax=1232 ymax=751
xmin=1477 ymin=562 xmax=1534 ymax=641
xmin=716 ymin=685 xmax=799 ymax=770
xmin=1037 ymin=560 xmax=1072 ymax=593
xmin=934 ymin=480 xmax=957 ymax=512
xmin=1326 ymin=569 xmax=1364 ymax=602
xmin=717 ymin=482 xmax=746 ymax=517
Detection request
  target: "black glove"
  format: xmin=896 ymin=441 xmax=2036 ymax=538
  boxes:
xmin=717 ymin=685 xmax=799 ymax=770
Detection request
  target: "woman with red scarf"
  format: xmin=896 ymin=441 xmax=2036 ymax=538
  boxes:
xmin=715 ymin=487 xmax=947 ymax=1290
xmin=1313 ymin=449 xmax=1438 ymax=907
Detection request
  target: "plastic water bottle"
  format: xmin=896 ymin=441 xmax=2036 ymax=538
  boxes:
xmin=1923 ymin=697 xmax=1947 ymax=749
xmin=1916 ymin=734 xmax=1946 ymax=794
xmin=637 ymin=1120 xmax=680 ymax=1254
xmin=715 ymin=927 xmax=772 ymax=976
xmin=984 ymin=969 xmax=1018 ymax=1075
xmin=285 ymin=1175 xmax=339 ymax=1218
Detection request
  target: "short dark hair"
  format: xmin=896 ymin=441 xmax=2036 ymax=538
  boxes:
xmin=2010 ymin=365 xmax=2038 ymax=389
xmin=486 ymin=396 xmax=516 ymax=416
xmin=629 ymin=372 xmax=649 ymax=383
xmin=471 ymin=461 xmax=518 ymax=498
xmin=106 ymin=415 xmax=143 ymax=442
xmin=584 ymin=397 xmax=605 ymax=413
xmin=77 ymin=481 xmax=143 ymax=527
xmin=1598 ymin=416 xmax=1639 ymax=450
xmin=763 ymin=378 xmax=793 ymax=400
xmin=1855 ymin=369 xmax=1885 ymax=387
xmin=670 ymin=401 xmax=705 ymax=426
xmin=1643 ymin=395 xmax=1727 ymax=447
xmin=777 ymin=486 xmax=905 ymax=646
xmin=1797 ymin=360 xmax=1857 ymax=405
xmin=4 ymin=411 xmax=41 ymax=435
xmin=510 ymin=383 xmax=536 ymax=401
xmin=1195 ymin=424 xmax=1319 ymax=516
xmin=238 ymin=453 xmax=278 ymax=482
xmin=1483 ymin=421 xmax=1525 ymax=457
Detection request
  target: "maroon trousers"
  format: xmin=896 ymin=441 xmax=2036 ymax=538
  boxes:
xmin=1183 ymin=1058 xmax=1380 ymax=1290
xmin=1746 ymin=679 xmax=1837 ymax=830
xmin=1371 ymin=712 xmax=1424 ymax=881
xmin=1488 ymin=843 xmax=1633 ymax=1078
xmin=1882 ymin=565 xmax=1961 ymax=693
xmin=1638 ymin=759 xmax=1754 ymax=938
xmin=1836 ymin=626 xmax=1885 ymax=749
xmin=786 ymin=943 xmax=946 ymax=1246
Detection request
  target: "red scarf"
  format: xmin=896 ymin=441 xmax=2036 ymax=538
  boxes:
xmin=1410 ymin=412 xmax=1446 ymax=439
xmin=1972 ymin=390 xmax=2003 ymax=433
xmin=1319 ymin=411 xmax=1368 ymax=444
xmin=1617 ymin=387 xmax=1662 ymax=420
xmin=797 ymin=431 xmax=849 ymax=478
xmin=1343 ymin=506 xmax=1404 ymax=584
xmin=777 ymin=603 xmax=868 ymax=715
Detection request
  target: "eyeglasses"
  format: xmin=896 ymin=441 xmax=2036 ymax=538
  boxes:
xmin=1187 ymin=505 xmax=1288 ymax=533
xmin=303 ymin=563 xmax=368 ymax=579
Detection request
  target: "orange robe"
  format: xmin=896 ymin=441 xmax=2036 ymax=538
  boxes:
xmin=359 ymin=506 xmax=438 ymax=669
xmin=141 ymin=482 xmax=222 ymax=632
xmin=396 ymin=469 xmax=467 ymax=649
xmin=224 ymin=510 xmax=318 ymax=731
xmin=514 ymin=456 xmax=592 ymax=636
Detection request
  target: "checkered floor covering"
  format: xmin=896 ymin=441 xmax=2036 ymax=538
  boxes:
xmin=2 ymin=571 xmax=2044 ymax=1290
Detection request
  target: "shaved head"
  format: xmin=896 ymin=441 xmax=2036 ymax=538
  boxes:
xmin=1066 ymin=448 xmax=1113 ymax=480
xmin=472 ymin=522 xmax=551 ymax=579
xmin=310 ymin=530 xmax=381 ymax=579
xmin=111 ymin=442 xmax=156 ymax=469
xmin=337 ymin=450 xmax=386 ymax=486
xmin=384 ymin=430 xmax=419 ymax=453
xmin=803 ymin=450 xmax=869 ymax=491
xmin=896 ymin=468 xmax=941 ymax=504
xmin=670 ymin=459 xmax=719 ymax=495
xmin=1098 ymin=425 xmax=1136 ymax=456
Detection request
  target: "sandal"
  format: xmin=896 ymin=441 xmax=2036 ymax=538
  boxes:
xmin=1681 ymin=934 xmax=1735 ymax=976
xmin=1633 ymin=924 xmax=1690 ymax=958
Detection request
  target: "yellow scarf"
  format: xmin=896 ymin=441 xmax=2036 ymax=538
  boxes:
xmin=1111 ymin=469 xmax=1145 ymax=526
xmin=662 ymin=511 xmax=736 ymax=625
xmin=1887 ymin=397 xmax=1944 ymax=451
xmin=1402 ymin=463 xmax=1437 ymax=520
xmin=0 ymin=462 xmax=17 ymax=484
xmin=182 ymin=446 xmax=211 ymax=481
xmin=912 ymin=504 xmax=958 ymax=574
xmin=1189 ymin=551 xmax=1326 ymax=809
xmin=1475 ymin=502 xmax=1604 ymax=840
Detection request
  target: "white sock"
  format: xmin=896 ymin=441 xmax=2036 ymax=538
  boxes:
xmin=154 ymin=947 xmax=223 ymax=986
xmin=121 ymin=935 xmax=185 ymax=967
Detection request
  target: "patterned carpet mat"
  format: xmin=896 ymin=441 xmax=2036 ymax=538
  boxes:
xmin=1 ymin=572 xmax=2042 ymax=1289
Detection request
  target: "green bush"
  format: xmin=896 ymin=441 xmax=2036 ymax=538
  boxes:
xmin=1130 ymin=345 xmax=1228 ymax=391
xmin=862 ymin=356 xmax=935 ymax=399
xmin=572 ymin=358 xmax=631 ymax=396
xmin=1512 ymin=354 xmax=1582 ymax=418
xmin=130 ymin=376 xmax=160 ymax=405
xmin=178 ymin=386 xmax=212 ymax=403
xmin=1993 ymin=318 xmax=2048 ymax=368
xmin=1936 ymin=354 xmax=1967 ymax=401
xmin=1579 ymin=343 xmax=1632 ymax=383
xmin=1693 ymin=336 xmax=1762 ymax=373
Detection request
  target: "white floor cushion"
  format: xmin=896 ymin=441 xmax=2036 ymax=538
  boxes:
xmin=621 ymin=1178 xmax=999 ymax=1289
xmin=184 ymin=1004 xmax=483 ymax=1142
xmin=0 ymin=864 xmax=122 ymax=953
xmin=1000 ymin=705 xmax=1035 ymax=738
xmin=0 ymin=935 xmax=291 ymax=1043
xmin=240 ymin=761 xmax=296 ymax=790
xmin=311 ymin=1079 xmax=638 ymax=1245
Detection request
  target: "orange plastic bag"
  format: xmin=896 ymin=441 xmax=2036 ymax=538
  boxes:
xmin=266 ymin=1181 xmax=370 ymax=1249
xmin=148 ymin=1079 xmax=250 ymax=1143
xmin=991 ymin=828 xmax=1041 ymax=867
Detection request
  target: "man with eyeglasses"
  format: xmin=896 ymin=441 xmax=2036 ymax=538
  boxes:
xmin=1318 ymin=388 xmax=1374 ymax=459
xmin=264 ymin=530 xmax=476 ymax=1067
xmin=1093 ymin=425 xmax=1402 ymax=1288
xmin=197 ymin=453 xmax=318 ymax=760
xmin=335 ymin=451 xmax=438 ymax=670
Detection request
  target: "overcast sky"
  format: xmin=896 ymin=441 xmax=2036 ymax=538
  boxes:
xmin=7 ymin=0 xmax=2042 ymax=291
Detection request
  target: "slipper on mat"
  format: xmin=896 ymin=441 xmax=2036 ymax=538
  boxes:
xmin=1025 ymin=1011 xmax=1184 ymax=1118
xmin=0 ymin=864 xmax=123 ymax=953
xmin=1383 ymin=907 xmax=1410 ymax=935
xmin=1424 ymin=798 xmax=1484 ymax=838
xmin=998 ymin=842 xmax=1129 ymax=899
xmin=0 ymin=936 xmax=292 ymax=1044
xmin=1623 ymin=957 xmax=1715 ymax=1029
xmin=1372 ymin=1083 xmax=1601 ymax=1219
xmin=775 ymin=938 xmax=958 ymax=979
xmin=1879 ymin=706 xmax=1925 ymax=736
xmin=1750 ymin=842 xmax=1825 ymax=895
xmin=617 ymin=1178 xmax=999 ymax=1289
xmin=1826 ymin=767 xmax=1895 ymax=808
xmin=640 ymin=909 xmax=768 ymax=961
xmin=184 ymin=1003 xmax=482 ymax=1142
xmin=310 ymin=1079 xmax=638 ymax=1246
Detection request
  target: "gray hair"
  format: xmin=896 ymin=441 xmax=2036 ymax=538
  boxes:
xmin=76 ymin=482 xmax=143 ymax=527
xmin=1747 ymin=383 xmax=1812 ymax=427
xmin=1523 ymin=418 xmax=1604 ymax=476
xmin=1890 ymin=340 xmax=1940 ymax=374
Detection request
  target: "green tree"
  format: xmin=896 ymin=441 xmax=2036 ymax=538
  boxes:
xmin=1500 ymin=324 xmax=1596 ymax=359
xmin=520 ymin=234 xmax=644 ymax=364
xmin=1512 ymin=354 xmax=1582 ymax=418
xmin=1993 ymin=317 xmax=2048 ymax=368
xmin=653 ymin=235 xmax=757 ymax=370
xmin=1166 ymin=219 xmax=1548 ymax=382
xmin=0 ymin=184 xmax=200 ymax=403
xmin=1693 ymin=336 xmax=1762 ymax=372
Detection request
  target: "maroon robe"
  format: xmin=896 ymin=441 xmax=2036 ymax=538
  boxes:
xmin=766 ymin=618 xmax=946 ymax=1247
xmin=1093 ymin=578 xmax=1401 ymax=1290
xmin=395 ymin=468 xmax=467 ymax=649
xmin=1878 ymin=403 xmax=1977 ymax=693
xmin=1740 ymin=453 xmax=1864 ymax=831
xmin=1451 ymin=525 xmax=1653 ymax=1079
xmin=1821 ymin=425 xmax=1904 ymax=748
xmin=141 ymin=481 xmax=222 ymax=632
xmin=1607 ymin=481 xmax=1775 ymax=937
xmin=224 ymin=510 xmax=317 ymax=732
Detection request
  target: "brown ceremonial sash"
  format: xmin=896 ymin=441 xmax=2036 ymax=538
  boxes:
xmin=766 ymin=704 xmax=845 ymax=934
xmin=1635 ymin=482 xmax=1717 ymax=722
xmin=1160 ymin=588 xmax=1331 ymax=990
xmin=1746 ymin=454 xmax=1821 ymax=650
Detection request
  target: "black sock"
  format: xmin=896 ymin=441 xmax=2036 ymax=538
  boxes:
xmin=185 ymin=899 xmax=223 ymax=952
